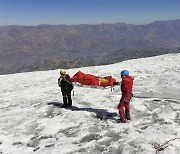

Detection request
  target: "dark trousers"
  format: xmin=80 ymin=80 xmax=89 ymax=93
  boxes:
xmin=62 ymin=91 xmax=72 ymax=107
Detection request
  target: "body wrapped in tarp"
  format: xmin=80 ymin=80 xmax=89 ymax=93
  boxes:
xmin=70 ymin=71 xmax=117 ymax=87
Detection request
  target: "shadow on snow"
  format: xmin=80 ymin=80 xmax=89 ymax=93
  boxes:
xmin=47 ymin=101 xmax=118 ymax=120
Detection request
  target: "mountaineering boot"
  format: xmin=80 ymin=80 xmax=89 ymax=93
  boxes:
xmin=61 ymin=104 xmax=68 ymax=108
xmin=126 ymin=115 xmax=131 ymax=120
xmin=117 ymin=118 xmax=126 ymax=123
xmin=67 ymin=103 xmax=72 ymax=107
xmin=125 ymin=110 xmax=131 ymax=120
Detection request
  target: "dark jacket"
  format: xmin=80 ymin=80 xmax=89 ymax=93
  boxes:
xmin=58 ymin=74 xmax=73 ymax=93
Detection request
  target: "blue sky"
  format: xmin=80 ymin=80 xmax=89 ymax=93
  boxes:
xmin=0 ymin=0 xmax=180 ymax=26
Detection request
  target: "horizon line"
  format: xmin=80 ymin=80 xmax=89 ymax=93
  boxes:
xmin=0 ymin=19 xmax=180 ymax=27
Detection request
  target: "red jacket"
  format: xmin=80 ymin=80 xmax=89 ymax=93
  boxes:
xmin=121 ymin=76 xmax=134 ymax=100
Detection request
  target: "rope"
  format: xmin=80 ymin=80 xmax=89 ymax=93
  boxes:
xmin=155 ymin=137 xmax=180 ymax=154
xmin=72 ymin=89 xmax=74 ymax=96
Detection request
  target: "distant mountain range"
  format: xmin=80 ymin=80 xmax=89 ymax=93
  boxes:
xmin=0 ymin=19 xmax=180 ymax=74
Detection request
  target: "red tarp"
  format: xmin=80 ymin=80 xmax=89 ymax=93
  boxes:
xmin=70 ymin=71 xmax=117 ymax=87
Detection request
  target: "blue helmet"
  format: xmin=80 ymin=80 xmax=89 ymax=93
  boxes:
xmin=120 ymin=70 xmax=129 ymax=76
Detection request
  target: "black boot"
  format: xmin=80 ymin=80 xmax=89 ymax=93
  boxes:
xmin=125 ymin=110 xmax=131 ymax=120
xmin=117 ymin=118 xmax=126 ymax=123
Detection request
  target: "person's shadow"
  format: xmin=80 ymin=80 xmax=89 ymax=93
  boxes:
xmin=47 ymin=101 xmax=118 ymax=121
xmin=47 ymin=101 xmax=63 ymax=107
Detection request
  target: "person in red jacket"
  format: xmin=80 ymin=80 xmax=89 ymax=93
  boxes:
xmin=118 ymin=70 xmax=134 ymax=123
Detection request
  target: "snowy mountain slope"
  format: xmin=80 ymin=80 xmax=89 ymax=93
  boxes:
xmin=0 ymin=53 xmax=180 ymax=154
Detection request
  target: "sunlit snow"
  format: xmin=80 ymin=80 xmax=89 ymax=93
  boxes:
xmin=0 ymin=54 xmax=180 ymax=154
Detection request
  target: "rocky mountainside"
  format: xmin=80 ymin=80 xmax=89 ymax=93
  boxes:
xmin=0 ymin=19 xmax=180 ymax=74
xmin=100 ymin=47 xmax=180 ymax=65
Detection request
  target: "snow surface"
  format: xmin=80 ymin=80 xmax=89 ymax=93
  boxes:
xmin=0 ymin=54 xmax=180 ymax=154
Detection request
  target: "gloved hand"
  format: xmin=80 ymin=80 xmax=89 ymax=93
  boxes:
xmin=115 ymin=82 xmax=121 ymax=85
xmin=59 ymin=77 xmax=63 ymax=81
xmin=60 ymin=75 xmax=65 ymax=78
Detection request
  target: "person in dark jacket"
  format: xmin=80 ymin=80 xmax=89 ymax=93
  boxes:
xmin=118 ymin=70 xmax=134 ymax=123
xmin=58 ymin=69 xmax=73 ymax=108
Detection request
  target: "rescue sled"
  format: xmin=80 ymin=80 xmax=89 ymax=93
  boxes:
xmin=70 ymin=71 xmax=119 ymax=89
